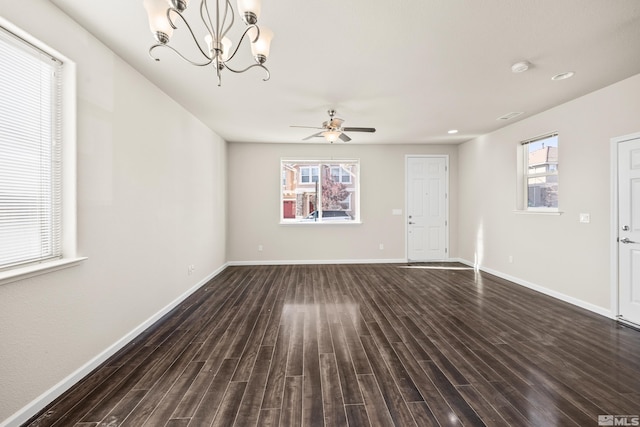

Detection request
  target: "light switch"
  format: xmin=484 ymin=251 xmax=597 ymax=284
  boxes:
xmin=579 ymin=213 xmax=590 ymax=223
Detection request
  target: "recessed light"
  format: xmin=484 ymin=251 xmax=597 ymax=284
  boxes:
xmin=511 ymin=61 xmax=531 ymax=73
xmin=551 ymin=71 xmax=575 ymax=81
xmin=448 ymin=129 xmax=458 ymax=134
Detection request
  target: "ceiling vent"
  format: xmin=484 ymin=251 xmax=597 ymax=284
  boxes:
xmin=497 ymin=112 xmax=524 ymax=120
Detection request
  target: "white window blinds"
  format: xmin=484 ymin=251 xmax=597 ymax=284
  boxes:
xmin=0 ymin=27 xmax=63 ymax=271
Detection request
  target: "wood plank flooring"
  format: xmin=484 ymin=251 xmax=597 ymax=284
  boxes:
xmin=25 ymin=263 xmax=640 ymax=426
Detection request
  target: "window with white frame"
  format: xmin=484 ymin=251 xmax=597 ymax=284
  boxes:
xmin=521 ymin=133 xmax=558 ymax=210
xmin=281 ymin=160 xmax=359 ymax=223
xmin=0 ymin=22 xmax=79 ymax=279
xmin=299 ymin=166 xmax=319 ymax=184
xmin=330 ymin=165 xmax=352 ymax=184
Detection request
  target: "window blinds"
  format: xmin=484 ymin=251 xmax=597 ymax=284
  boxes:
xmin=521 ymin=132 xmax=559 ymax=146
xmin=0 ymin=27 xmax=63 ymax=271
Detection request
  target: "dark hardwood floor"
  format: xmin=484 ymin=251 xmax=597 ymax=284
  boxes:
xmin=25 ymin=263 xmax=640 ymax=426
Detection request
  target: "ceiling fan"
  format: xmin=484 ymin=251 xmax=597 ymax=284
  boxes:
xmin=291 ymin=109 xmax=376 ymax=142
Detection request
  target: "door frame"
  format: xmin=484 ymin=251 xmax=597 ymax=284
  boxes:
xmin=405 ymin=154 xmax=450 ymax=262
xmin=610 ymin=132 xmax=640 ymax=321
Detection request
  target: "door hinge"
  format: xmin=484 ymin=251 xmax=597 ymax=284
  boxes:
xmin=445 ymin=248 xmax=448 ymax=253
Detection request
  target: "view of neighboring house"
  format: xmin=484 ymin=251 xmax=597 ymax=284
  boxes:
xmin=281 ymin=162 xmax=358 ymax=220
xmin=527 ymin=142 xmax=559 ymax=208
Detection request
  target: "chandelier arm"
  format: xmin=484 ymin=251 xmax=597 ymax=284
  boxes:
xmin=224 ymin=24 xmax=260 ymax=63
xmin=149 ymin=44 xmax=215 ymax=67
xmin=167 ymin=7 xmax=211 ymax=59
xmin=199 ymin=0 xmax=216 ymax=38
xmin=223 ymin=62 xmax=270 ymax=81
xmin=219 ymin=0 xmax=235 ymax=40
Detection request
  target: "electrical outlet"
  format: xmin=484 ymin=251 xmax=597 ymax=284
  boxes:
xmin=579 ymin=213 xmax=590 ymax=223
xmin=379 ymin=243 xmax=384 ymax=250
xmin=187 ymin=264 xmax=195 ymax=275
xmin=508 ymin=255 xmax=513 ymax=264
xmin=258 ymin=245 xmax=263 ymax=252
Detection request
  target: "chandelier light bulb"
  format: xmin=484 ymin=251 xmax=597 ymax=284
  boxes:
xmin=237 ymin=0 xmax=261 ymax=24
xmin=204 ymin=34 xmax=232 ymax=62
xmin=204 ymin=33 xmax=213 ymax=56
xmin=143 ymin=0 xmax=173 ymax=43
xmin=249 ymin=26 xmax=273 ymax=63
xmin=220 ymin=37 xmax=232 ymax=61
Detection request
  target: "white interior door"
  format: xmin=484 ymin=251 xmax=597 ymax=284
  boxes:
xmin=618 ymin=137 xmax=640 ymax=326
xmin=407 ymin=156 xmax=448 ymax=261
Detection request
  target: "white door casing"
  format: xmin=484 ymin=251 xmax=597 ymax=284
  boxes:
xmin=406 ymin=156 xmax=448 ymax=261
xmin=618 ymin=136 xmax=640 ymax=326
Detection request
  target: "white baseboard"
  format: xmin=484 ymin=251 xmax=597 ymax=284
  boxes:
xmin=456 ymin=258 xmax=614 ymax=319
xmin=227 ymin=258 xmax=408 ymax=266
xmin=1 ymin=263 xmax=229 ymax=427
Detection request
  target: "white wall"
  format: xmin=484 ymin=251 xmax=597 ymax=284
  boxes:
xmin=0 ymin=1 xmax=227 ymax=424
xmin=458 ymin=73 xmax=640 ymax=314
xmin=227 ymin=143 xmax=458 ymax=263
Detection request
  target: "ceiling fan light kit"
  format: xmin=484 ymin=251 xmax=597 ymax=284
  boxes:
xmin=291 ymin=109 xmax=376 ymax=143
xmin=322 ymin=130 xmax=341 ymax=143
xmin=143 ymin=0 xmax=273 ymax=86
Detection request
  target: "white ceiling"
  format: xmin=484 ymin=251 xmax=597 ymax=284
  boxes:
xmin=51 ymin=0 xmax=640 ymax=145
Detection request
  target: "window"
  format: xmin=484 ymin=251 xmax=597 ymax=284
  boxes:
xmin=0 ymin=20 xmax=81 ymax=283
xmin=300 ymin=166 xmax=319 ymax=183
xmin=330 ymin=166 xmax=352 ymax=184
xmin=281 ymin=160 xmax=360 ymax=223
xmin=521 ymin=133 xmax=558 ymax=210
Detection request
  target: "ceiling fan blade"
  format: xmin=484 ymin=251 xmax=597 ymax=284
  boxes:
xmin=291 ymin=125 xmax=324 ymax=130
xmin=342 ymin=127 xmax=376 ymax=133
xmin=339 ymin=132 xmax=352 ymax=142
xmin=303 ymin=132 xmax=324 ymax=141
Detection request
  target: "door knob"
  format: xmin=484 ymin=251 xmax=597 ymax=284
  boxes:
xmin=620 ymin=237 xmax=636 ymax=244
xmin=622 ymin=225 xmax=630 ymax=231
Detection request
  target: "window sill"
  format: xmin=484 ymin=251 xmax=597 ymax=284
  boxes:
xmin=513 ymin=210 xmax=563 ymax=216
xmin=0 ymin=257 xmax=88 ymax=286
xmin=279 ymin=221 xmax=363 ymax=226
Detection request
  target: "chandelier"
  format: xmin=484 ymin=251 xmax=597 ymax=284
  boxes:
xmin=143 ymin=0 xmax=273 ymax=86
